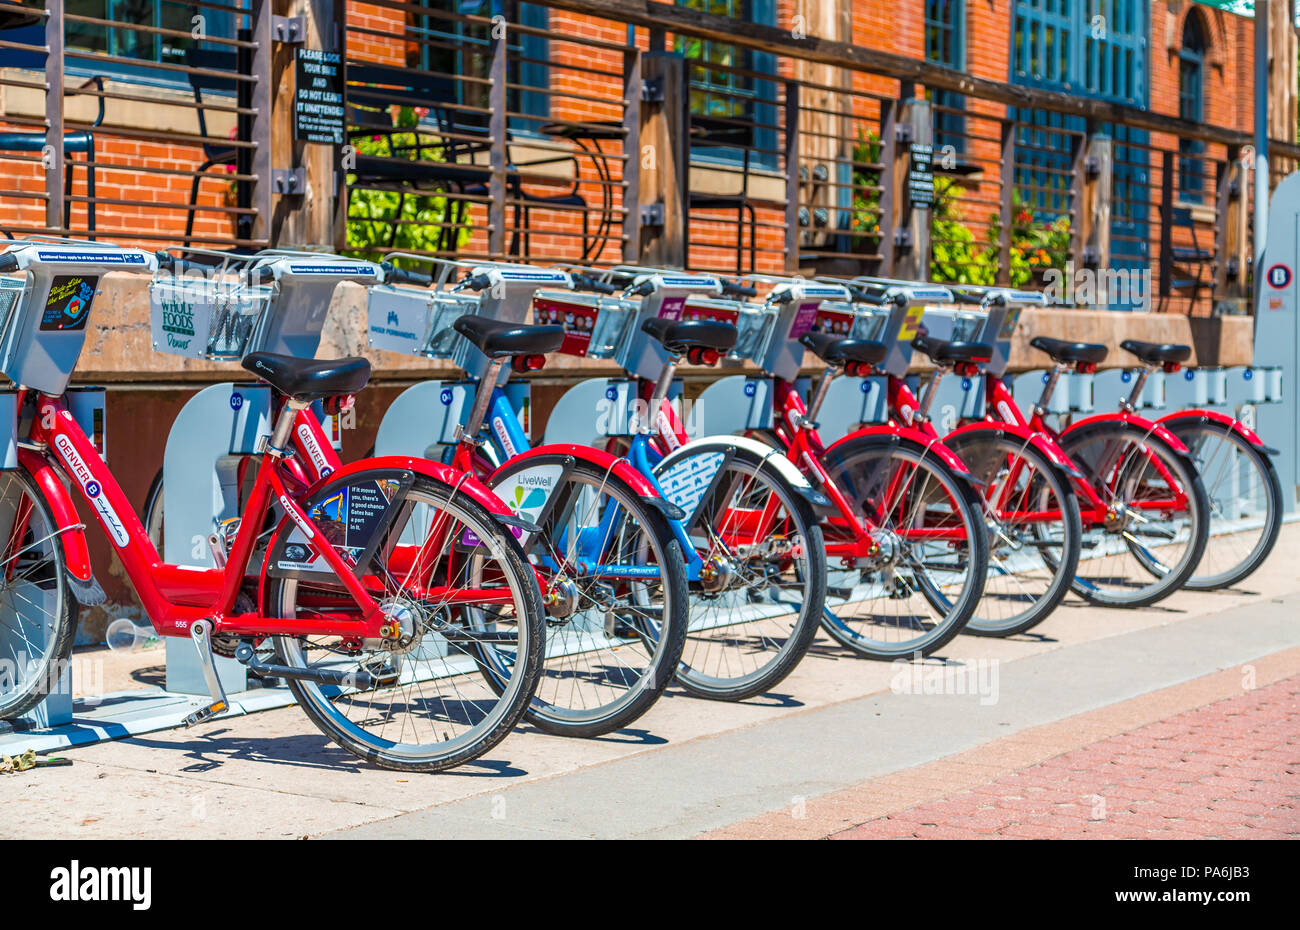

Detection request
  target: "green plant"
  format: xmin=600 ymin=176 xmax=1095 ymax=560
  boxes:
xmin=344 ymin=105 xmax=470 ymax=262
xmin=849 ymin=127 xmax=882 ymax=252
xmin=928 ymin=179 xmax=1071 ymax=287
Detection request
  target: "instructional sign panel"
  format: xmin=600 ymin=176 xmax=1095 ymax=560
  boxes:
xmin=907 ymin=143 xmax=934 ymax=210
xmin=294 ymin=48 xmax=345 ymax=145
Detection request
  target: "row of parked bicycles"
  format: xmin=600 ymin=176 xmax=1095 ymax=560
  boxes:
xmin=0 ymin=237 xmax=1282 ymax=772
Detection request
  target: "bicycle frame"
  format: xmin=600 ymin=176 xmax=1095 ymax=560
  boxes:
xmin=25 ymin=390 xmax=509 ymax=643
xmin=760 ymin=378 xmax=972 ymax=562
xmin=961 ymin=372 xmax=1193 ymax=524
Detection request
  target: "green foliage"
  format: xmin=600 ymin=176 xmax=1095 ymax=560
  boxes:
xmin=929 ymin=180 xmax=1071 ymax=287
xmin=344 ymin=105 xmax=470 ymax=263
xmin=850 ymin=128 xmax=882 ymax=252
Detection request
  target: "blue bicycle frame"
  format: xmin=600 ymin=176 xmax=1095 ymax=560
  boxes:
xmin=482 ymin=385 xmax=710 ymax=583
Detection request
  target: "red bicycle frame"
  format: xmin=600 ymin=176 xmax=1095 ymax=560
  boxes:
xmin=22 ymin=391 xmax=509 ymax=643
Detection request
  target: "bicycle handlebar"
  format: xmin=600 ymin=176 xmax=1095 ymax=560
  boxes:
xmin=0 ymin=252 xmax=18 ymax=274
xmin=380 ymin=261 xmax=434 ymax=287
xmin=719 ymin=280 xmax=758 ymax=298
xmin=569 ymin=271 xmax=617 ymax=294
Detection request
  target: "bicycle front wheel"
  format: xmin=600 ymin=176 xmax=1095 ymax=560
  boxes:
xmin=946 ymin=432 xmax=1083 ymax=637
xmin=1164 ymin=417 xmax=1282 ymax=590
xmin=266 ymin=471 xmax=544 ymax=773
xmin=818 ymin=434 xmax=988 ymax=659
xmin=655 ymin=442 xmax=826 ymax=700
xmin=1059 ymin=422 xmax=1209 ymax=607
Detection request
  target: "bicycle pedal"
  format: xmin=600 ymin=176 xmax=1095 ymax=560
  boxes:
xmin=183 ymin=699 xmax=229 ymax=728
xmin=187 ymin=618 xmax=231 ymax=727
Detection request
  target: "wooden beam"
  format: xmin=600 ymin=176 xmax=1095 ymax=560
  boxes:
xmin=637 ymin=52 xmax=688 ymax=268
xmin=539 ymin=0 xmax=1300 ymax=158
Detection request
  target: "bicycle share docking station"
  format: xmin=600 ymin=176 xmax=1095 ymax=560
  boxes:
xmin=151 ymin=254 xmax=379 ymax=700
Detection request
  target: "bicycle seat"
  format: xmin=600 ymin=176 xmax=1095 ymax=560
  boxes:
xmin=911 ymin=334 xmax=993 ymax=366
xmin=1029 ymin=336 xmax=1109 ymax=366
xmin=453 ymin=315 xmax=564 ymax=358
xmin=1120 ymin=340 xmax=1192 ymax=366
xmin=641 ymin=317 xmax=737 ymax=354
xmin=799 ymin=332 xmax=888 ymax=367
xmin=242 ymin=352 xmax=371 ymax=399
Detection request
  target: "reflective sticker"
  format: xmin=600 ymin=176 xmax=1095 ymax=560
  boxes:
xmin=656 ymin=451 xmax=725 ymax=516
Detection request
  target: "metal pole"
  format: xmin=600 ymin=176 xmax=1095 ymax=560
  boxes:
xmin=1254 ymin=2 xmax=1269 ymax=270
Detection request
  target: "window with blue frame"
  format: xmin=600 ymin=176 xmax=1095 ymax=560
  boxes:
xmin=1177 ymin=11 xmax=1207 ymax=202
xmin=925 ymin=0 xmax=965 ymax=154
xmin=674 ymin=0 xmax=777 ymax=166
xmin=0 ymin=1 xmax=241 ymax=83
xmin=414 ymin=0 xmax=550 ymax=125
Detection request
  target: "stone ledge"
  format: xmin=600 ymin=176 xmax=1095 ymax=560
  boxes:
xmin=64 ymin=275 xmax=1258 ymax=384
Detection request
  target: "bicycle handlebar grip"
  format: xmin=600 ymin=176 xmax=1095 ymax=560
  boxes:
xmin=846 ymin=285 xmax=886 ymax=306
xmin=463 ymin=272 xmax=492 ymax=291
xmin=951 ymin=290 xmax=984 ymax=306
xmin=572 ymin=273 xmax=616 ymax=294
xmin=720 ymin=280 xmax=758 ymax=298
xmin=0 ymin=252 xmax=18 ymax=274
xmin=380 ymin=261 xmax=433 ymax=287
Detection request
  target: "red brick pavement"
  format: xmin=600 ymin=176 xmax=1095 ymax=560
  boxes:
xmin=831 ymin=676 xmax=1300 ymax=840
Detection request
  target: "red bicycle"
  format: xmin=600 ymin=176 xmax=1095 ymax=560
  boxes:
xmin=911 ymin=316 xmax=1211 ymax=610
xmin=1105 ymin=340 xmax=1280 ymax=591
xmin=0 ymin=243 xmax=545 ymax=772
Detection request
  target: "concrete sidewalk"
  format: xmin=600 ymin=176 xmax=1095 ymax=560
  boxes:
xmin=3 ymin=524 xmax=1299 ymax=839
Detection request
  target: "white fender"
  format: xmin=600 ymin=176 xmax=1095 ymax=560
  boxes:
xmin=654 ymin=433 xmax=830 ymax=515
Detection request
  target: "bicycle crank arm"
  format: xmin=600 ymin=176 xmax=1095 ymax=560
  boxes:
xmin=235 ymin=643 xmax=380 ymax=690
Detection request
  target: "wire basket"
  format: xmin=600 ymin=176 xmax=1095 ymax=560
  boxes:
xmin=680 ymin=297 xmax=776 ymax=364
xmin=366 ymin=284 xmax=481 ymax=365
xmin=149 ymin=275 xmax=273 ymax=361
xmin=533 ymin=291 xmax=637 ymax=359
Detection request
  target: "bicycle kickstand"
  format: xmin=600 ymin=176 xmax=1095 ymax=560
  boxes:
xmin=184 ymin=618 xmax=231 ymax=727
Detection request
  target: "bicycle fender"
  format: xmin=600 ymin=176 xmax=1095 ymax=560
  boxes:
xmin=488 ymin=443 xmax=686 ymax=523
xmin=1156 ymin=409 xmax=1278 ymax=455
xmin=827 ymin=424 xmax=976 ymax=480
xmin=659 ymin=433 xmax=834 ymax=512
xmin=1060 ymin=412 xmax=1192 ymax=457
xmin=308 ymin=455 xmax=520 ymax=520
xmin=944 ymin=421 xmax=1083 ymax=477
xmin=19 ymin=448 xmax=95 ymax=585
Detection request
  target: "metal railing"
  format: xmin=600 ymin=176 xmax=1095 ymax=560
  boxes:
xmin=2 ymin=0 xmax=1295 ymax=315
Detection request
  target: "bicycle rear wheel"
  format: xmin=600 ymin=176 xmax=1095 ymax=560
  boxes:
xmin=1059 ymin=422 xmax=1209 ymax=607
xmin=266 ymin=471 xmax=544 ymax=773
xmin=818 ymin=435 xmax=988 ymax=659
xmin=1163 ymin=418 xmax=1282 ymax=590
xmin=0 ymin=469 xmax=75 ymax=720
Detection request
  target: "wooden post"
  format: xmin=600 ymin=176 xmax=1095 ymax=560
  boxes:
xmin=887 ymin=97 xmax=931 ymax=282
xmin=997 ymin=119 xmax=1014 ymax=287
xmin=1213 ymin=149 xmax=1248 ymax=313
xmin=622 ymin=47 xmax=642 ymax=262
xmin=638 ymin=52 xmax=688 ymax=268
xmin=877 ymin=99 xmax=897 ymax=275
xmin=1084 ymin=135 xmax=1112 ymax=273
xmin=1070 ymin=128 xmax=1111 ymax=304
xmin=44 ymin=0 xmax=64 ymax=233
xmin=488 ymin=32 xmax=508 ymax=258
xmin=271 ymin=0 xmax=343 ymax=249
xmin=249 ymin=0 xmax=275 ymax=246
xmin=1159 ymin=148 xmax=1174 ymax=302
xmin=784 ymin=81 xmax=800 ymax=273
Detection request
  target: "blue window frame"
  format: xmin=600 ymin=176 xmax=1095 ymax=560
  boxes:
xmin=675 ymin=0 xmax=778 ymax=168
xmin=1011 ymin=1 xmax=1150 ymax=309
xmin=415 ymin=0 xmax=550 ymax=124
xmin=0 ymin=2 xmax=242 ymax=85
xmin=926 ymin=0 xmax=966 ymax=154
xmin=1178 ymin=11 xmax=1207 ymax=202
